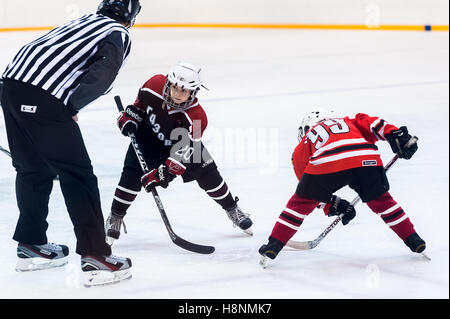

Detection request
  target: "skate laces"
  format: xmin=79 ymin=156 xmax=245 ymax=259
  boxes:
xmin=108 ymin=214 xmax=127 ymax=234
xmin=40 ymin=243 xmax=62 ymax=251
xmin=104 ymin=255 xmax=130 ymax=267
xmin=227 ymin=206 xmax=250 ymax=227
xmin=106 ymin=254 xmax=122 ymax=261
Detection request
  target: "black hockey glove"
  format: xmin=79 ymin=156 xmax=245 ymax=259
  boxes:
xmin=117 ymin=105 xmax=145 ymax=136
xmin=327 ymin=195 xmax=356 ymax=226
xmin=258 ymin=237 xmax=285 ymax=260
xmin=385 ymin=126 xmax=418 ymax=160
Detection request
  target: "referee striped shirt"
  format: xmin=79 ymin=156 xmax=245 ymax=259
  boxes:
xmin=2 ymin=14 xmax=131 ymax=106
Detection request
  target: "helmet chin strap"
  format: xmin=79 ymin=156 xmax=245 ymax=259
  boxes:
xmin=167 ymin=94 xmax=196 ymax=110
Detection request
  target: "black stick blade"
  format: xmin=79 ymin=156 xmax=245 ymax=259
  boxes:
xmin=173 ymin=237 xmax=215 ymax=254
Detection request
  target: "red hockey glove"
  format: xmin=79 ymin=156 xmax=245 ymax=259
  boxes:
xmin=141 ymin=158 xmax=186 ymax=191
xmin=117 ymin=105 xmax=145 ymax=136
xmin=326 ymin=195 xmax=356 ymax=226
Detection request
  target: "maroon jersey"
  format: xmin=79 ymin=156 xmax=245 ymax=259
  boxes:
xmin=134 ymin=74 xmax=208 ymax=147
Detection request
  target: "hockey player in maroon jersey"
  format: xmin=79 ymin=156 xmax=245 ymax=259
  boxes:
xmin=105 ymin=62 xmax=253 ymax=244
xmin=259 ymin=108 xmax=426 ymax=265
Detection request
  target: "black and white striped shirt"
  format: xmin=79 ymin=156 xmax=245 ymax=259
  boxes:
xmin=2 ymin=14 xmax=131 ymax=110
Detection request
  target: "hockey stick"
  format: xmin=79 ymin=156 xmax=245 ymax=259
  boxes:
xmin=286 ymin=136 xmax=418 ymax=251
xmin=0 ymin=144 xmax=60 ymax=181
xmin=0 ymin=145 xmax=11 ymax=157
xmin=114 ymin=96 xmax=215 ymax=254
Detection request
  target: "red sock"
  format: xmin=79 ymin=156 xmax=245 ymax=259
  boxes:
xmin=366 ymin=192 xmax=415 ymax=240
xmin=270 ymin=194 xmax=319 ymax=244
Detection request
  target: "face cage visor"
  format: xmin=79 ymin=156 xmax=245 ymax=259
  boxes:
xmin=127 ymin=4 xmax=141 ymax=28
xmin=297 ymin=125 xmax=311 ymax=142
xmin=162 ymin=79 xmax=199 ymax=110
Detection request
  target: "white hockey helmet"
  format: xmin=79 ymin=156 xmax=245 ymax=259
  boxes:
xmin=163 ymin=61 xmax=204 ymax=110
xmin=298 ymin=107 xmax=335 ymax=141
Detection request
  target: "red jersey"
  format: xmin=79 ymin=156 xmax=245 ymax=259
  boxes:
xmin=292 ymin=113 xmax=398 ymax=179
xmin=134 ymin=74 xmax=208 ymax=143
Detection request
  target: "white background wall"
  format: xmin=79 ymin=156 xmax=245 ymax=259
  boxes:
xmin=0 ymin=0 xmax=448 ymax=29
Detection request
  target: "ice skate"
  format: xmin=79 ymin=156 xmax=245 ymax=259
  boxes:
xmin=225 ymin=198 xmax=253 ymax=235
xmin=81 ymin=255 xmax=132 ymax=287
xmin=404 ymin=232 xmax=430 ymax=260
xmin=258 ymin=237 xmax=284 ymax=268
xmin=105 ymin=211 xmax=127 ymax=245
xmin=16 ymin=243 xmax=69 ymax=272
xmin=259 ymin=255 xmax=271 ymax=269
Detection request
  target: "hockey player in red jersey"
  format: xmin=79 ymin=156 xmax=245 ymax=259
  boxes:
xmin=259 ymin=108 xmax=426 ymax=265
xmin=105 ymin=62 xmax=253 ymax=244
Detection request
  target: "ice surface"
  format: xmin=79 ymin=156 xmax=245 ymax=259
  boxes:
xmin=0 ymin=28 xmax=448 ymax=299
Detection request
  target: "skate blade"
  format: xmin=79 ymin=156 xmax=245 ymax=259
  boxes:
xmin=105 ymin=236 xmax=116 ymax=246
xmin=259 ymin=255 xmax=270 ymax=269
xmin=421 ymin=252 xmax=431 ymax=261
xmin=83 ymin=269 xmax=132 ymax=287
xmin=243 ymin=227 xmax=253 ymax=236
xmin=15 ymin=256 xmax=68 ymax=272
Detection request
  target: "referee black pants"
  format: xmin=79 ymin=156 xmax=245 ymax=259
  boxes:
xmin=1 ymin=80 xmax=111 ymax=256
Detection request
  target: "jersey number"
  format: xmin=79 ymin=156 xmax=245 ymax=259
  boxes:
xmin=307 ymin=119 xmax=350 ymax=150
